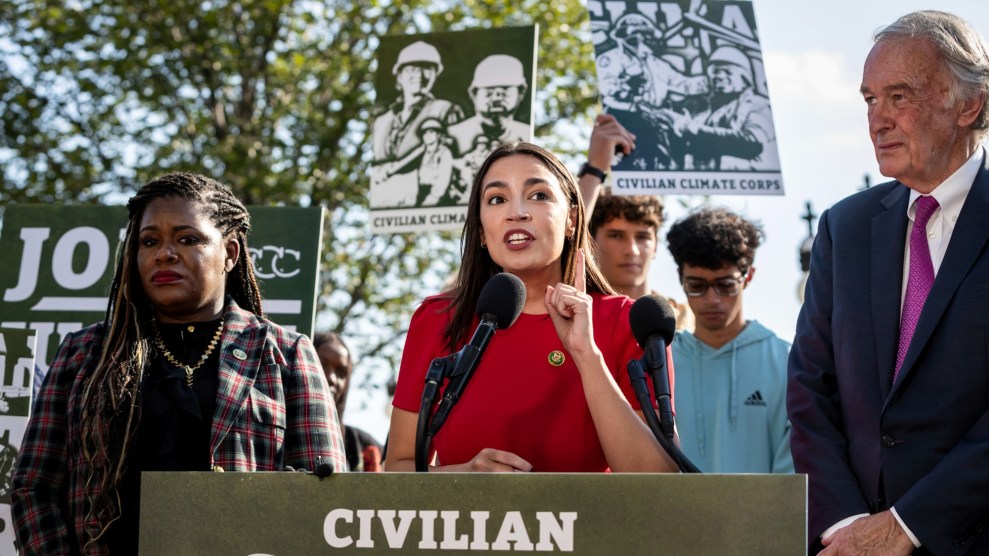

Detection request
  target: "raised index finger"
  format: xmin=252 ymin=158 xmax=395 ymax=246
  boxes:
xmin=574 ymin=247 xmax=586 ymax=293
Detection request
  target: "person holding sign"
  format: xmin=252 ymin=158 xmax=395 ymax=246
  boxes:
xmin=11 ymin=173 xmax=346 ymax=555
xmin=385 ymin=141 xmax=678 ymax=473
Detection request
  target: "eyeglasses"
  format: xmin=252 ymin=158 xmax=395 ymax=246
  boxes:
xmin=681 ymin=272 xmax=747 ymax=297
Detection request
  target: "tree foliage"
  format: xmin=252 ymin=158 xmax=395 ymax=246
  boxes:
xmin=0 ymin=0 xmax=601 ymax=397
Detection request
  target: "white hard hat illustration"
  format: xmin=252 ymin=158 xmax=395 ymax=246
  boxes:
xmin=708 ymin=46 xmax=753 ymax=81
xmin=611 ymin=13 xmax=662 ymax=42
xmin=392 ymin=41 xmax=444 ymax=75
xmin=417 ymin=117 xmax=445 ymax=136
xmin=469 ymin=55 xmax=527 ymax=89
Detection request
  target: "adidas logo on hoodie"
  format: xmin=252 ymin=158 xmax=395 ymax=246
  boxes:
xmin=744 ymin=390 xmax=767 ymax=406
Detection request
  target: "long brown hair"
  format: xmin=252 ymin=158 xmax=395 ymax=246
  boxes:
xmin=79 ymin=172 xmax=263 ymax=548
xmin=442 ymin=141 xmax=615 ymax=351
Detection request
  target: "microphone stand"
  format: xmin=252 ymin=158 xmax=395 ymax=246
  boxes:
xmin=648 ymin=364 xmax=676 ymax=443
xmin=627 ymin=359 xmax=701 ymax=473
xmin=415 ymin=355 xmax=455 ymax=472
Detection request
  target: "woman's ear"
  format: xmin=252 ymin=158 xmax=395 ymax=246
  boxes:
xmin=224 ymin=238 xmax=240 ymax=272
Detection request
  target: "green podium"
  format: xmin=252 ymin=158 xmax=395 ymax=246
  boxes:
xmin=140 ymin=472 xmax=805 ymax=555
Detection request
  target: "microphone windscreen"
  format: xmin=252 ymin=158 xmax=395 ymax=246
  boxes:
xmin=313 ymin=461 xmax=334 ymax=478
xmin=629 ymin=294 xmax=677 ymax=347
xmin=477 ymin=272 xmax=526 ymax=329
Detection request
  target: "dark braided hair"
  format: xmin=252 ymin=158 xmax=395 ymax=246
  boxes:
xmin=79 ymin=172 xmax=262 ymax=549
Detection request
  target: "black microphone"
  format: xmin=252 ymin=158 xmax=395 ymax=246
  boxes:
xmin=281 ymin=459 xmax=333 ymax=477
xmin=629 ymin=294 xmax=677 ymax=441
xmin=312 ymin=459 xmax=335 ymax=478
xmin=426 ymin=273 xmax=526 ymax=437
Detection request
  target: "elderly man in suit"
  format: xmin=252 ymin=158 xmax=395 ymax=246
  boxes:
xmin=788 ymin=10 xmax=989 ymax=555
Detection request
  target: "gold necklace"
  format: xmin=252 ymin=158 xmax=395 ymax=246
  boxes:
xmin=154 ymin=319 xmax=224 ymax=387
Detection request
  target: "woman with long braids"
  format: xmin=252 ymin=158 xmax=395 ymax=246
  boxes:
xmin=385 ymin=142 xmax=679 ymax=473
xmin=11 ymin=173 xmax=346 ymax=554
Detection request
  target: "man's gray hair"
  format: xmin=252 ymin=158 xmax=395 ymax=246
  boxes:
xmin=876 ymin=10 xmax=989 ymax=136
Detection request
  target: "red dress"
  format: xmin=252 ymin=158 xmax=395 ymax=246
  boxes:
xmin=393 ymin=292 xmax=674 ymax=472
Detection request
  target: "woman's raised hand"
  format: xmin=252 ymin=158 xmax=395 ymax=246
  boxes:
xmin=545 ymin=248 xmax=596 ymax=358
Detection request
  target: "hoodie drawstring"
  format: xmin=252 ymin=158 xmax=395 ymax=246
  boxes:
xmin=692 ymin=346 xmax=705 ymax=457
xmin=730 ymin=340 xmax=739 ymax=432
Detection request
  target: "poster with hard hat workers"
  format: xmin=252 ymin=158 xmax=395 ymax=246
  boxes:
xmin=370 ymin=26 xmax=537 ymax=233
xmin=589 ymin=0 xmax=785 ymax=196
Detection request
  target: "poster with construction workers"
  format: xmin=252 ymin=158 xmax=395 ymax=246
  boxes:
xmin=370 ymin=26 xmax=538 ymax=233
xmin=589 ymin=0 xmax=785 ymax=196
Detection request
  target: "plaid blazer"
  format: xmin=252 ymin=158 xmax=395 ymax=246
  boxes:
xmin=11 ymin=298 xmax=346 ymax=555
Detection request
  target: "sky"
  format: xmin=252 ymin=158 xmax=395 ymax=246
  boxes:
xmin=348 ymin=0 xmax=989 ymax=444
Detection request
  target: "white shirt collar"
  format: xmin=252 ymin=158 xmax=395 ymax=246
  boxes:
xmin=907 ymin=147 xmax=984 ymax=221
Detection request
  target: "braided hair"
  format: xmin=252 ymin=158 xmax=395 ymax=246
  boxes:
xmin=79 ymin=172 xmax=262 ymax=548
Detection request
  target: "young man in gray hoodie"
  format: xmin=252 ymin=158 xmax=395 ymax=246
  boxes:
xmin=666 ymin=207 xmax=792 ymax=473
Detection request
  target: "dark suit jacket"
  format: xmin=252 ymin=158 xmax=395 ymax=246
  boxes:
xmin=788 ymin=154 xmax=989 ymax=555
xmin=11 ymin=298 xmax=347 ymax=555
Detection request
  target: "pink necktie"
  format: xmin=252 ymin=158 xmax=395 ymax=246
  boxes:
xmin=894 ymin=195 xmax=940 ymax=379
